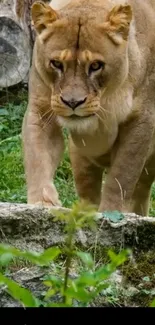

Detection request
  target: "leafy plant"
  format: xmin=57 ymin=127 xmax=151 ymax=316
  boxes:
xmin=0 ymin=103 xmax=26 ymax=141
xmin=0 ymin=201 xmax=130 ymax=307
xmin=150 ymin=299 xmax=155 ymax=307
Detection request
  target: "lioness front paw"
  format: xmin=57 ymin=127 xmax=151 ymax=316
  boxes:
xmin=28 ymin=183 xmax=62 ymax=208
xmin=43 ymin=184 xmax=62 ymax=207
xmin=99 ymin=200 xmax=122 ymax=213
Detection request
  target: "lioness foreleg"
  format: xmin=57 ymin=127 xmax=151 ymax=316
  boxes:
xmin=99 ymin=110 xmax=154 ymax=213
xmin=22 ymin=110 xmax=64 ymax=207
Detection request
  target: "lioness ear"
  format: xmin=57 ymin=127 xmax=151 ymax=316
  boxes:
xmin=103 ymin=5 xmax=132 ymax=45
xmin=31 ymin=1 xmax=59 ymax=34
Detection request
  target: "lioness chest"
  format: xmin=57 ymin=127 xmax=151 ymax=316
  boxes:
xmin=69 ymin=119 xmax=118 ymax=157
xmin=69 ymin=86 xmax=133 ymax=158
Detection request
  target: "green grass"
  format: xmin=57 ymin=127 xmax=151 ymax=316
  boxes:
xmin=0 ymin=129 xmax=77 ymax=207
xmin=0 ymin=136 xmax=26 ymax=203
xmin=0 ymin=95 xmax=77 ymax=207
xmin=0 ymin=92 xmax=155 ymax=214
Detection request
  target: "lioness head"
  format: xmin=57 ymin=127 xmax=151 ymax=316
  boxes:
xmin=31 ymin=0 xmax=132 ymax=132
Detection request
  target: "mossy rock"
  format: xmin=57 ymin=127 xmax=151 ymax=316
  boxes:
xmin=121 ymin=250 xmax=155 ymax=306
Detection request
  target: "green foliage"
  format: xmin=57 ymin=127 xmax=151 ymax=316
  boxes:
xmin=0 ymin=103 xmax=27 ymax=140
xmin=102 ymin=211 xmax=125 ymax=223
xmin=0 ymin=202 xmax=130 ymax=307
xmin=150 ymin=299 xmax=155 ymax=307
xmin=75 ymin=252 xmax=94 ymax=269
xmin=0 ymin=273 xmax=40 ymax=307
xmin=0 ymin=102 xmax=76 ymax=207
xmin=0 ymin=245 xmax=61 ymax=266
xmin=0 ymin=136 xmax=27 ymax=203
xmin=149 ymin=183 xmax=155 ymax=216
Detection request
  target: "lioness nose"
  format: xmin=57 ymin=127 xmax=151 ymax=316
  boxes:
xmin=60 ymin=96 xmax=87 ymax=110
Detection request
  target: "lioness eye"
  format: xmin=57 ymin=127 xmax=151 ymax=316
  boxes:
xmin=50 ymin=60 xmax=63 ymax=71
xmin=89 ymin=61 xmax=105 ymax=74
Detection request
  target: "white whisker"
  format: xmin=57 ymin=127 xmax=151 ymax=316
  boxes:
xmin=99 ymin=105 xmax=111 ymax=115
xmin=41 ymin=108 xmax=53 ymax=119
xmin=95 ymin=112 xmax=104 ymax=124
xmin=95 ymin=112 xmax=110 ymax=132
xmin=82 ymin=138 xmax=86 ymax=146
xmin=42 ymin=111 xmax=55 ymax=129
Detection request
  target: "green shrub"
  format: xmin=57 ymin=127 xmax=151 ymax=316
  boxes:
xmin=0 ymin=202 xmax=130 ymax=307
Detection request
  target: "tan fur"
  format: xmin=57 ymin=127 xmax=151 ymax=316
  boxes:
xmin=22 ymin=0 xmax=155 ymax=215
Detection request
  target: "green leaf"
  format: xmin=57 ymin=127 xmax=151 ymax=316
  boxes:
xmin=142 ymin=289 xmax=150 ymax=295
xmin=0 ymin=109 xmax=9 ymax=116
xmin=0 ymin=125 xmax=5 ymax=132
xmin=108 ymin=249 xmax=129 ymax=267
xmin=22 ymin=247 xmax=61 ymax=265
xmin=66 ymin=286 xmax=93 ymax=303
xmin=94 ymin=265 xmax=114 ymax=282
xmin=40 ymin=247 xmax=61 ymax=262
xmin=150 ymin=299 xmax=155 ymax=307
xmin=93 ymin=250 xmax=129 ymax=282
xmin=0 ymin=253 xmax=14 ymax=266
xmin=45 ymin=288 xmax=56 ymax=299
xmin=0 ymin=273 xmax=39 ymax=307
xmin=75 ymin=251 xmax=94 ymax=269
xmin=94 ymin=283 xmax=109 ymax=295
xmin=43 ymin=275 xmax=63 ymax=289
xmin=75 ymin=272 xmax=109 ymax=294
xmin=143 ymin=276 xmax=150 ymax=282
xmin=46 ymin=303 xmax=72 ymax=307
xmin=0 ymin=244 xmax=61 ymax=266
xmin=75 ymin=271 xmax=97 ymax=286
xmin=102 ymin=211 xmax=124 ymax=223
xmin=0 ymin=244 xmax=21 ymax=256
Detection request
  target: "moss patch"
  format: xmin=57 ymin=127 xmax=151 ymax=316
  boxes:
xmin=122 ymin=250 xmax=155 ymax=306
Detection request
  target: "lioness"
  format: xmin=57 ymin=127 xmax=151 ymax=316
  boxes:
xmin=22 ymin=0 xmax=155 ymax=216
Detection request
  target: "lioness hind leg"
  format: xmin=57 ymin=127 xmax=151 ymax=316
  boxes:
xmin=69 ymin=151 xmax=103 ymax=207
xmin=132 ymin=159 xmax=155 ymax=216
